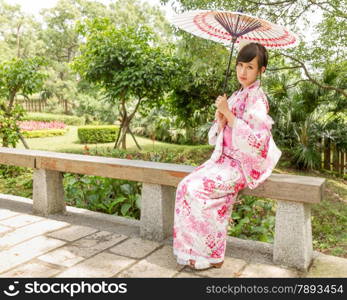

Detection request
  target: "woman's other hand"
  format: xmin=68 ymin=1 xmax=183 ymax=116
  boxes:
xmin=215 ymin=110 xmax=227 ymax=132
xmin=215 ymin=93 xmax=235 ymax=128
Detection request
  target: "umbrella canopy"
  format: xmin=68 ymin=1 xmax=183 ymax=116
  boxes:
xmin=170 ymin=9 xmax=299 ymax=92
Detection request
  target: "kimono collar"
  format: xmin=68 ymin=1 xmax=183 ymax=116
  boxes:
xmin=238 ymin=79 xmax=261 ymax=95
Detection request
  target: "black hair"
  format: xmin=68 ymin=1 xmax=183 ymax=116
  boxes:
xmin=235 ymin=42 xmax=268 ymax=90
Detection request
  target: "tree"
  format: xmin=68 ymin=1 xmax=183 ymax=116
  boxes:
xmin=37 ymin=0 xmax=176 ymax=116
xmin=0 ymin=0 xmax=44 ymax=60
xmin=72 ymin=18 xmax=181 ymax=149
xmin=0 ymin=57 xmax=46 ymax=147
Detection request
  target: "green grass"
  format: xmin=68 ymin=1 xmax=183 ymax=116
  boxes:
xmin=15 ymin=126 xmax=205 ymax=153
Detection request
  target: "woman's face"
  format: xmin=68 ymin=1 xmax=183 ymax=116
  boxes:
xmin=236 ymin=56 xmax=265 ymax=88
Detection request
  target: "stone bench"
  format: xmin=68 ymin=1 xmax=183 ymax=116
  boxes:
xmin=0 ymin=147 xmax=326 ymax=271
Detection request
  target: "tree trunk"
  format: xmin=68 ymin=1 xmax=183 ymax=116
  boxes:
xmin=128 ymin=126 xmax=142 ymax=150
xmin=2 ymin=136 xmax=9 ymax=147
xmin=64 ymin=99 xmax=68 ymax=114
xmin=340 ymin=151 xmax=345 ymax=175
xmin=114 ymin=118 xmax=123 ymax=150
xmin=114 ymin=97 xmax=127 ymax=150
xmin=8 ymin=90 xmax=16 ymax=111
xmin=18 ymin=132 xmax=29 ymax=149
xmin=114 ymin=94 xmax=142 ymax=150
xmin=324 ymin=137 xmax=331 ymax=170
xmin=16 ymin=23 xmax=22 ymax=58
xmin=121 ymin=126 xmax=127 ymax=149
xmin=332 ymin=143 xmax=339 ymax=172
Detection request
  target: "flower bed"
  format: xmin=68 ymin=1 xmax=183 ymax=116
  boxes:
xmin=18 ymin=120 xmax=68 ymax=138
xmin=18 ymin=120 xmax=66 ymax=131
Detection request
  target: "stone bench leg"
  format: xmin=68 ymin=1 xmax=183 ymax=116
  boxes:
xmin=273 ymin=200 xmax=313 ymax=271
xmin=33 ymin=169 xmax=66 ymax=216
xmin=140 ymin=183 xmax=176 ymax=242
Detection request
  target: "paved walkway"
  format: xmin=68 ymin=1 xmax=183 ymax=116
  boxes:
xmin=0 ymin=197 xmax=346 ymax=278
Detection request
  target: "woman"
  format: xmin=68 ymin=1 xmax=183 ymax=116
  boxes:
xmin=172 ymin=42 xmax=282 ymax=270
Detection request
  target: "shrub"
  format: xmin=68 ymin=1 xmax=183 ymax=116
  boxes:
xmin=228 ymin=195 xmax=276 ymax=243
xmin=21 ymin=129 xmax=68 ymax=138
xmin=63 ymin=174 xmax=141 ymax=219
xmin=78 ymin=125 xmax=119 ymax=143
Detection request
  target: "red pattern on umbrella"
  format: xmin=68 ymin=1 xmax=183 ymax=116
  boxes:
xmin=172 ymin=10 xmax=298 ymax=49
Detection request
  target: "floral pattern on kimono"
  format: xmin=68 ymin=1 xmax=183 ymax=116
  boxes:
xmin=208 ymin=79 xmax=282 ymax=190
xmin=173 ymin=153 xmax=247 ymax=269
xmin=172 ymin=79 xmax=281 ymax=270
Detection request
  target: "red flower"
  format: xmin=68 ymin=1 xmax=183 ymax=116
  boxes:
xmin=250 ymin=169 xmax=260 ymax=179
xmin=261 ymin=148 xmax=268 ymax=158
xmin=230 ymin=159 xmax=237 ymax=167
xmin=261 ymin=137 xmax=270 ymax=158
xmin=218 ymin=205 xmax=227 ymax=218
xmin=216 ymin=155 xmax=225 ymax=164
xmin=207 ymin=240 xmax=216 ymax=249
xmin=234 ymin=182 xmax=245 ymax=193
xmin=211 ymin=250 xmax=222 ymax=258
xmin=203 ymin=178 xmax=216 ymax=192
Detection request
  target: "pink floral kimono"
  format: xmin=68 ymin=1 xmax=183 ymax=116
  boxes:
xmin=173 ymin=79 xmax=282 ymax=269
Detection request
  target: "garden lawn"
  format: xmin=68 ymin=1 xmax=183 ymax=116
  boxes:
xmin=15 ymin=126 xmax=202 ymax=153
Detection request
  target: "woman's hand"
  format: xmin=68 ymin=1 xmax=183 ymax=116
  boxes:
xmin=215 ymin=93 xmax=229 ymax=115
xmin=215 ymin=109 xmax=225 ymax=122
xmin=215 ymin=110 xmax=227 ymax=132
xmin=215 ymin=93 xmax=235 ymax=128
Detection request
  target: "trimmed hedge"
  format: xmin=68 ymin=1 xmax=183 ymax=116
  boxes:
xmin=23 ymin=113 xmax=85 ymax=126
xmin=21 ymin=129 xmax=68 ymax=138
xmin=78 ymin=125 xmax=119 ymax=144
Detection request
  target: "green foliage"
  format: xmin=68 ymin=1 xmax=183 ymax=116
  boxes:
xmin=84 ymin=145 xmax=213 ymax=167
xmin=0 ymin=57 xmax=46 ymax=147
xmin=228 ymin=195 xmax=276 ymax=243
xmin=63 ymin=173 xmax=141 ymax=219
xmin=133 ymin=106 xmax=209 ymax=145
xmin=72 ymin=93 xmax=116 ymax=125
xmin=0 ymin=0 xmax=43 ymax=60
xmin=72 ymin=17 xmax=180 ymax=102
xmin=290 ymin=110 xmax=324 ymax=170
xmin=0 ymin=165 xmax=33 ymax=198
xmin=23 ymin=112 xmax=85 ymax=126
xmin=72 ymin=17 xmax=182 ymax=149
xmin=164 ymin=37 xmax=237 ymax=130
xmin=0 ymin=100 xmax=25 ymax=147
xmin=77 ymin=125 xmax=120 ymax=144
xmin=21 ymin=129 xmax=68 ymax=139
xmin=0 ymin=57 xmax=47 ymax=99
xmin=0 ymin=164 xmax=29 ymax=178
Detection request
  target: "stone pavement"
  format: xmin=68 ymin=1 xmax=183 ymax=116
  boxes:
xmin=0 ymin=197 xmax=346 ymax=278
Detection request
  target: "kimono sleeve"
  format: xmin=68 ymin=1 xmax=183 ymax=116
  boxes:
xmin=208 ymin=120 xmax=219 ymax=145
xmin=230 ymin=92 xmax=277 ymax=189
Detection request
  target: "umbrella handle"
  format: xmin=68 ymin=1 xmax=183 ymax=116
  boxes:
xmin=222 ymin=12 xmax=241 ymax=94
xmin=222 ymin=37 xmax=237 ymax=94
